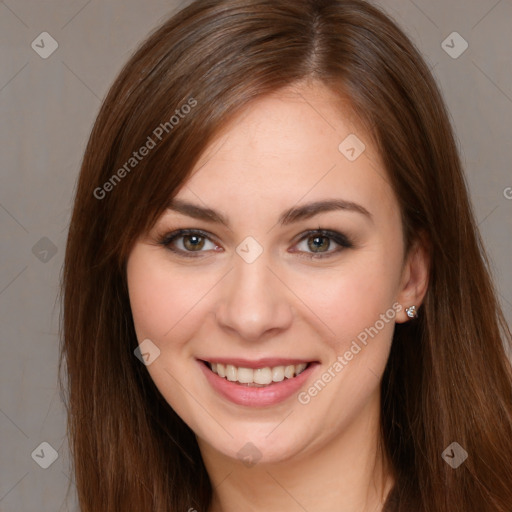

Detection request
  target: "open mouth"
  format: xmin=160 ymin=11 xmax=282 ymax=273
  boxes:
xmin=201 ymin=360 xmax=311 ymax=387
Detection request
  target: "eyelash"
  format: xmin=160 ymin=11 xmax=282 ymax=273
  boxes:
xmin=157 ymin=228 xmax=354 ymax=259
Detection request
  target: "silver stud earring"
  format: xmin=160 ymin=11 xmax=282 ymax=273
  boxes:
xmin=405 ymin=305 xmax=418 ymax=318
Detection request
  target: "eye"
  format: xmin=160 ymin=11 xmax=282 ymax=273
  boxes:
xmin=158 ymin=229 xmax=221 ymax=257
xmin=292 ymin=229 xmax=353 ymax=258
xmin=158 ymin=228 xmax=353 ymax=259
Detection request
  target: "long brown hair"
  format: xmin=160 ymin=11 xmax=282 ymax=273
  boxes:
xmin=59 ymin=0 xmax=512 ymax=510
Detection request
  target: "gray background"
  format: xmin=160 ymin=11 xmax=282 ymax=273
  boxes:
xmin=0 ymin=0 xmax=511 ymax=510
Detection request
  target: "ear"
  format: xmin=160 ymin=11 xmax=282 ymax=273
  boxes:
xmin=395 ymin=233 xmax=430 ymax=324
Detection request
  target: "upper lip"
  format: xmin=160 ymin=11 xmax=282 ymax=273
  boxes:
xmin=199 ymin=357 xmax=316 ymax=369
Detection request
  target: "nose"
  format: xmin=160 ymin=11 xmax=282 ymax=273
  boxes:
xmin=214 ymin=252 xmax=294 ymax=342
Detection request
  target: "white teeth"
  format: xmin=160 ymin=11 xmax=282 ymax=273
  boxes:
xmin=284 ymin=365 xmax=295 ymax=379
xmin=208 ymin=361 xmax=309 ymax=385
xmin=226 ymin=364 xmax=237 ymax=381
xmin=254 ymin=367 xmax=272 ymax=385
xmin=272 ymin=366 xmax=285 ymax=382
xmin=296 ymin=363 xmax=307 ymax=374
xmin=237 ymin=367 xmax=253 ymax=384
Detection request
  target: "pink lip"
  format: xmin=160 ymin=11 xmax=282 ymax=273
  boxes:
xmin=197 ymin=359 xmax=319 ymax=407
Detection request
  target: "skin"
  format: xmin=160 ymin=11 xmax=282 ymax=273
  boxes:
xmin=126 ymin=81 xmax=429 ymax=512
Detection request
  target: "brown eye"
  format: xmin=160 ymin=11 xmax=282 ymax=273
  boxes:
xmin=307 ymin=235 xmax=331 ymax=253
xmin=159 ymin=229 xmax=220 ymax=257
xmin=182 ymin=234 xmax=206 ymax=251
xmin=293 ymin=229 xmax=353 ymax=259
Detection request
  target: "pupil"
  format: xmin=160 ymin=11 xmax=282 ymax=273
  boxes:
xmin=309 ymin=236 xmax=329 ymax=252
xmin=184 ymin=235 xmax=204 ymax=251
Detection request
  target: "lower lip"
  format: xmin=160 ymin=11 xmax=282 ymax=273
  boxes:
xmin=198 ymin=360 xmax=318 ymax=407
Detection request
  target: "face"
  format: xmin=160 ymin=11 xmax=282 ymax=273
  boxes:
xmin=126 ymin=82 xmax=422 ymax=466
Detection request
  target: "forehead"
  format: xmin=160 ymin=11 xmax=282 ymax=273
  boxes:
xmin=174 ymin=82 xmax=395 ymax=223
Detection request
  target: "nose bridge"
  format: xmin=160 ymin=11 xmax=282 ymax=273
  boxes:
xmin=214 ymin=246 xmax=292 ymax=340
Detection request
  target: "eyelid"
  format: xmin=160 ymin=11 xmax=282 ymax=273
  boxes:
xmin=157 ymin=228 xmax=221 ymax=257
xmin=289 ymin=229 xmax=353 ymax=259
xmin=157 ymin=228 xmax=353 ymax=258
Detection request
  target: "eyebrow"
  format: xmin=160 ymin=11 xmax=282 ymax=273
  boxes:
xmin=166 ymin=198 xmax=372 ymax=226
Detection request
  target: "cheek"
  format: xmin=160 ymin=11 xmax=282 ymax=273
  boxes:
xmin=126 ymin=248 xmax=210 ymax=423
xmin=127 ymin=265 xmax=174 ymax=343
xmin=127 ymin=247 xmax=211 ymax=345
xmin=291 ymin=250 xmax=402 ymax=348
xmin=294 ymin=257 xmax=401 ymax=424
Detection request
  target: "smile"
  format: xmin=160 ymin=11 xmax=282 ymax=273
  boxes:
xmin=206 ymin=361 xmax=309 ymax=386
xmin=198 ymin=358 xmax=319 ymax=406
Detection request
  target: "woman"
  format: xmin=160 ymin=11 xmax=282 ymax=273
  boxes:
xmin=59 ymin=0 xmax=512 ymax=510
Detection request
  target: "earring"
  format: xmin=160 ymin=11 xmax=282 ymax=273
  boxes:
xmin=405 ymin=305 xmax=418 ymax=319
